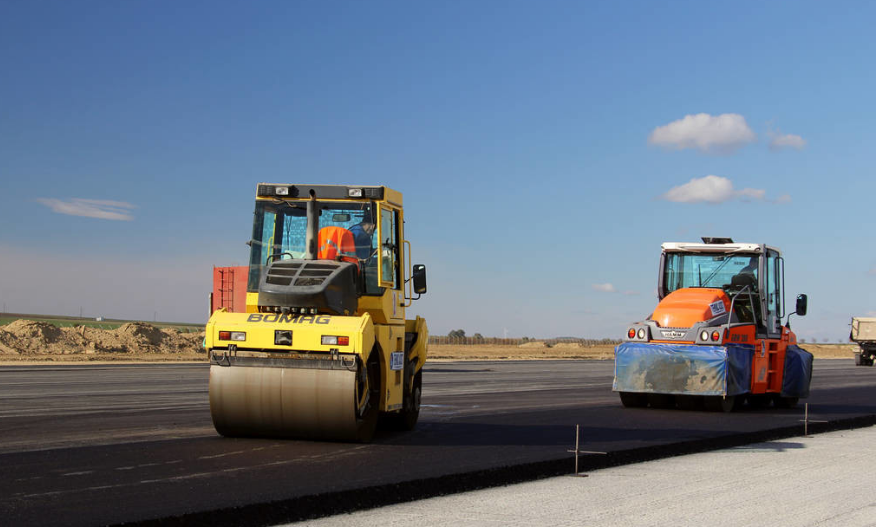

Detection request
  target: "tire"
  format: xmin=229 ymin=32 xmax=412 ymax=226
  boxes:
xmin=775 ymin=396 xmax=799 ymax=409
xmin=746 ymin=394 xmax=771 ymax=409
xmin=705 ymin=395 xmax=739 ymax=413
xmin=675 ymin=395 xmax=703 ymax=411
xmin=648 ymin=393 xmax=675 ymax=409
xmin=855 ymin=353 xmax=863 ymax=366
xmin=619 ymin=392 xmax=648 ymax=408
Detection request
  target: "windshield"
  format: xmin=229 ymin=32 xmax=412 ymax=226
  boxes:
xmin=663 ymin=252 xmax=759 ymax=294
xmin=247 ymin=200 xmax=380 ymax=293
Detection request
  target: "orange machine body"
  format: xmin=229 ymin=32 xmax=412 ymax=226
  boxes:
xmin=646 ymin=288 xmax=794 ymax=395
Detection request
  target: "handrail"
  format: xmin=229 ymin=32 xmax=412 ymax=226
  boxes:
xmin=728 ymin=284 xmax=757 ymax=324
xmin=403 ymin=240 xmax=413 ymax=307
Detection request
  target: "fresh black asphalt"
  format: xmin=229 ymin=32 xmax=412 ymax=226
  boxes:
xmin=1 ymin=360 xmax=875 ymax=526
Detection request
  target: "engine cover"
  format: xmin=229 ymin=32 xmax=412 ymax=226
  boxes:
xmin=258 ymin=259 xmax=359 ymax=316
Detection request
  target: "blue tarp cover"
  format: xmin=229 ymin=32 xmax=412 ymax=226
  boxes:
xmin=781 ymin=345 xmax=813 ymax=398
xmin=613 ymin=342 xmax=754 ymax=396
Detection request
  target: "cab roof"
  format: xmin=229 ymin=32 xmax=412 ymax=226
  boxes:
xmin=255 ymin=183 xmax=402 ymax=207
xmin=661 ymin=241 xmax=781 ymax=255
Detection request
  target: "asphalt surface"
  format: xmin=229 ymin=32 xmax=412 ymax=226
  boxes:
xmin=1 ymin=360 xmax=875 ymax=526
xmin=300 ymin=425 xmax=876 ymax=527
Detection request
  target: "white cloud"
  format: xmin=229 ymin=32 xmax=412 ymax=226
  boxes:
xmin=592 ymin=283 xmax=617 ymax=293
xmin=648 ymin=113 xmax=756 ymax=154
xmin=35 ymin=198 xmax=136 ymax=221
xmin=660 ymin=175 xmax=770 ymax=204
xmin=768 ymin=130 xmax=807 ymax=151
xmin=774 ymin=194 xmax=792 ymax=204
xmin=736 ymin=187 xmax=767 ymax=201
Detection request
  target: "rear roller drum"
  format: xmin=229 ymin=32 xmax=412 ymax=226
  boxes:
xmin=381 ymin=370 xmax=422 ymax=431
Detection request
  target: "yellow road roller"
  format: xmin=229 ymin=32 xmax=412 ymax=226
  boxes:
xmin=206 ymin=184 xmax=429 ymax=442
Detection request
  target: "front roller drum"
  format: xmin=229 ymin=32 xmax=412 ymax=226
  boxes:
xmin=209 ymin=358 xmax=379 ymax=443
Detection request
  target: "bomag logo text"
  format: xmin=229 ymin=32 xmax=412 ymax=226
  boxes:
xmin=247 ymin=314 xmax=331 ymax=324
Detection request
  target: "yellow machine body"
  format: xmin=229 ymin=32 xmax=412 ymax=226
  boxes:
xmin=207 ymin=184 xmax=428 ymax=442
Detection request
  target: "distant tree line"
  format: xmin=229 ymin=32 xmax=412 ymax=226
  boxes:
xmin=431 ymin=330 xmax=620 ymax=346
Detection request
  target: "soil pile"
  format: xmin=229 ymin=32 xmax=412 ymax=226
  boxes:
xmin=0 ymin=320 xmax=205 ymax=360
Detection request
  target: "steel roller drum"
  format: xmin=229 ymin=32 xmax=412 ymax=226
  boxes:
xmin=209 ymin=364 xmax=362 ymax=441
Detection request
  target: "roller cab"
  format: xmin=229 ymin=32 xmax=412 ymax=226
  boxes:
xmin=208 ymin=184 xmax=429 ymax=442
xmin=614 ymin=238 xmax=812 ymax=412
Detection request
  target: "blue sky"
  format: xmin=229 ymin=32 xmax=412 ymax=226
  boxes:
xmin=1 ymin=1 xmax=873 ymax=341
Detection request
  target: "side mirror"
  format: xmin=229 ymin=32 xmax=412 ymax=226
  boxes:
xmin=795 ymin=294 xmax=808 ymax=317
xmin=412 ymin=264 xmax=427 ymax=295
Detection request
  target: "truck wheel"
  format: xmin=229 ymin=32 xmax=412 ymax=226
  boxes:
xmin=855 ymin=353 xmax=863 ymax=366
xmin=619 ymin=392 xmax=648 ymax=408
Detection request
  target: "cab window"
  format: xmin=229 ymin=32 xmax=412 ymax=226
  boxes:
xmin=379 ymin=207 xmax=400 ymax=289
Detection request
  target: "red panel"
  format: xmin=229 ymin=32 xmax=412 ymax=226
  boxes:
xmin=211 ymin=266 xmax=249 ymax=314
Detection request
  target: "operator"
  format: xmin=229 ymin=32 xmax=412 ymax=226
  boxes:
xmin=349 ymin=209 xmax=377 ymax=260
xmin=736 ymin=256 xmax=758 ymax=284
xmin=730 ymin=255 xmax=760 ymax=323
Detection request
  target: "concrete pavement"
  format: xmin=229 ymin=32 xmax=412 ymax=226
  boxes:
xmin=298 ymin=425 xmax=876 ymax=527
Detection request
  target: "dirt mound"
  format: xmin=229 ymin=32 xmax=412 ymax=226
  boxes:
xmin=4 ymin=320 xmax=63 ymax=343
xmin=0 ymin=320 xmax=205 ymax=360
xmin=116 ymin=323 xmax=165 ymax=350
xmin=0 ymin=331 xmax=20 ymax=355
xmin=518 ymin=341 xmax=547 ymax=348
